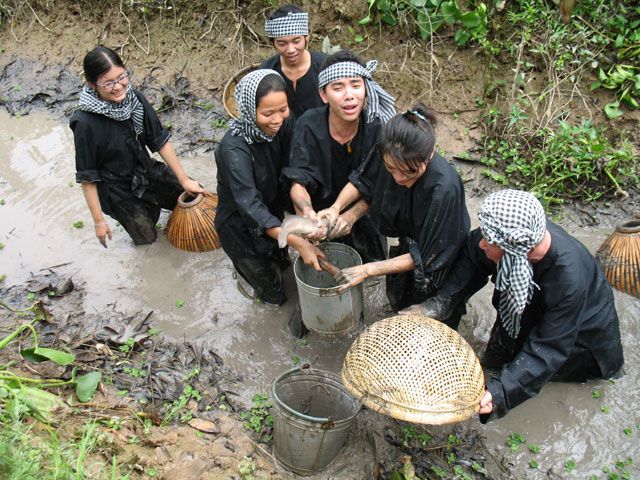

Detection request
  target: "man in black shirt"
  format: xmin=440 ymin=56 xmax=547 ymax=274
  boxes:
xmin=405 ymin=190 xmax=624 ymax=421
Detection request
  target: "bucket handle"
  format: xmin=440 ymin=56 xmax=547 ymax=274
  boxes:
xmin=272 ymin=366 xmax=337 ymax=423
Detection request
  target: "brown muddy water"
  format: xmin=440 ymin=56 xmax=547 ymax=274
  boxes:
xmin=1 ymin=110 xmax=638 ymax=478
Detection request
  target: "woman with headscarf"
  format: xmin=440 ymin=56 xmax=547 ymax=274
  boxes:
xmin=70 ymin=46 xmax=203 ymax=246
xmin=322 ymin=106 xmax=471 ymax=327
xmin=215 ymin=69 xmax=324 ymax=306
xmin=282 ymin=49 xmax=395 ymax=264
xmin=410 ymin=189 xmax=624 ymax=422
xmin=260 ymin=4 xmax=326 ymax=118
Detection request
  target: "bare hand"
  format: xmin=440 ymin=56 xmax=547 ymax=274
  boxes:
xmin=317 ymin=206 xmax=340 ymax=229
xmin=328 ymin=214 xmax=353 ymax=239
xmin=95 ymin=223 xmax=112 ymax=248
xmin=479 ymin=390 xmax=493 ymax=415
xmin=301 ymin=207 xmax=327 ymax=241
xmin=337 ymin=264 xmax=370 ymax=293
xmin=181 ymin=178 xmax=205 ymax=196
xmin=296 ymin=238 xmax=325 ymax=271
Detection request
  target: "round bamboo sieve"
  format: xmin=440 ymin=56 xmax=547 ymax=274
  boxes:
xmin=222 ymin=64 xmax=260 ymax=118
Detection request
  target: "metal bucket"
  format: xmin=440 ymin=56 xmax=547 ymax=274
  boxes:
xmin=272 ymin=367 xmax=361 ymax=476
xmin=294 ymin=242 xmax=364 ymax=338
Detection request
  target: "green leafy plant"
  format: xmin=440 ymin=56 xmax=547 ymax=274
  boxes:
xmin=505 ymin=432 xmax=526 ymax=452
xmin=240 ymin=393 xmax=274 ymax=443
xmin=175 ymin=300 xmax=185 ymax=308
xmin=529 ymin=459 xmax=539 ymax=469
xmin=565 ymin=458 xmax=576 ymax=473
xmin=73 ymin=220 xmax=84 ymax=229
xmin=591 ymin=65 xmax=640 ymax=119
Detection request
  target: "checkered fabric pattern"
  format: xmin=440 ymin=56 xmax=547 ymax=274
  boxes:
xmin=78 ymin=84 xmax=144 ymax=135
xmin=478 ymin=190 xmax=547 ymax=338
xmin=229 ymin=69 xmax=281 ymax=144
xmin=318 ymin=60 xmax=396 ymax=124
xmin=264 ymin=12 xmax=308 ymax=38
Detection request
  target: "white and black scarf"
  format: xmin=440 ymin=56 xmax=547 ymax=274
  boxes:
xmin=78 ymin=84 xmax=144 ymax=135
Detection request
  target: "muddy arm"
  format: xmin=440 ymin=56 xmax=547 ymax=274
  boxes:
xmin=158 ymin=141 xmax=204 ymax=196
xmin=338 ymin=253 xmax=414 ymax=292
xmin=290 ymin=182 xmax=316 ymax=219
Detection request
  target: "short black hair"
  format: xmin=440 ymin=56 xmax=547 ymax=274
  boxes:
xmin=267 ymin=3 xmax=305 ymax=21
xmin=255 ymin=73 xmax=287 ymax=108
xmin=380 ymin=103 xmax=438 ymax=173
xmin=320 ymin=49 xmax=365 ymax=71
xmin=83 ymin=46 xmax=124 ymax=83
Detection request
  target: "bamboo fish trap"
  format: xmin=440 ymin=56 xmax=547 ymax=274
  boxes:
xmin=166 ymin=192 xmax=221 ymax=252
xmin=596 ymin=219 xmax=640 ymax=298
xmin=341 ymin=315 xmax=485 ymax=425
xmin=222 ymin=64 xmax=259 ymax=118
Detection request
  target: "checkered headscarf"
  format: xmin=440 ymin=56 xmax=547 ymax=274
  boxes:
xmin=265 ymin=12 xmax=308 ymax=38
xmin=229 ymin=69 xmax=282 ymax=145
xmin=78 ymin=84 xmax=144 ymax=135
xmin=318 ymin=60 xmax=396 ymax=124
xmin=478 ymin=190 xmax=547 ymax=338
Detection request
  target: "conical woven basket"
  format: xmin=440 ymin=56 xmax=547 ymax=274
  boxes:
xmin=166 ymin=192 xmax=220 ymax=252
xmin=222 ymin=64 xmax=259 ymax=118
xmin=342 ymin=315 xmax=485 ymax=425
xmin=596 ymin=219 xmax=640 ymax=298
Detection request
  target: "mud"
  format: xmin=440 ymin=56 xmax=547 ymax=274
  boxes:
xmin=1 ymin=3 xmax=639 ymax=477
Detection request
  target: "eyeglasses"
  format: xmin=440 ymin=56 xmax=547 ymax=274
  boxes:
xmin=96 ymin=71 xmax=130 ymax=90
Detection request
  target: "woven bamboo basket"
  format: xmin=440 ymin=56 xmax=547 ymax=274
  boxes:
xmin=596 ymin=219 xmax=640 ymax=298
xmin=341 ymin=315 xmax=485 ymax=425
xmin=222 ymin=64 xmax=260 ymax=118
xmin=166 ymin=192 xmax=221 ymax=252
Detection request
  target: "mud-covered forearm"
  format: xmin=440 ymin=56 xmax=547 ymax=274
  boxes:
xmin=290 ymin=182 xmax=314 ymax=215
xmin=367 ymin=253 xmax=414 ymax=277
xmin=341 ymin=199 xmax=369 ymax=225
xmin=331 ymin=182 xmax=362 ymax=213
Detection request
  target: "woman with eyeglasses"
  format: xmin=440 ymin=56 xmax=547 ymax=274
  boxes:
xmin=319 ymin=105 xmax=472 ymax=327
xmin=70 ymin=46 xmax=203 ymax=247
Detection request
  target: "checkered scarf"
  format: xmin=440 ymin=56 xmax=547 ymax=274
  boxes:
xmin=478 ymin=190 xmax=546 ymax=338
xmin=265 ymin=12 xmax=308 ymax=38
xmin=229 ymin=69 xmax=281 ymax=145
xmin=78 ymin=84 xmax=144 ymax=135
xmin=318 ymin=60 xmax=396 ymax=124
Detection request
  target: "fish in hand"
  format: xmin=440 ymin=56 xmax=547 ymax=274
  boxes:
xmin=278 ymin=215 xmax=331 ymax=248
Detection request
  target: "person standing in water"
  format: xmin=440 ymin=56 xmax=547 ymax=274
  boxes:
xmin=70 ymin=46 xmax=203 ymax=246
xmin=260 ymin=4 xmax=326 ymax=118
xmin=324 ymin=106 xmax=471 ymax=327
xmin=215 ymin=69 xmax=324 ymax=306
xmin=282 ymin=49 xmax=395 ymax=264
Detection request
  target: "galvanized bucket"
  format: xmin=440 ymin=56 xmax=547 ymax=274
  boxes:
xmin=293 ymin=242 xmax=364 ymax=338
xmin=272 ymin=367 xmax=361 ymax=476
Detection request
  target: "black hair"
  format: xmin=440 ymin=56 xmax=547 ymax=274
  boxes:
xmin=255 ymin=73 xmax=287 ymax=108
xmin=319 ymin=49 xmax=366 ymax=71
xmin=83 ymin=46 xmax=125 ymax=83
xmin=267 ymin=3 xmax=305 ymax=20
xmin=379 ymin=103 xmax=438 ymax=173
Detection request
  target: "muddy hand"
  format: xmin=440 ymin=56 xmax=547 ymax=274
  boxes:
xmin=318 ymin=257 xmax=343 ymax=283
xmin=317 ymin=206 xmax=340 ymax=231
xmin=95 ymin=223 xmax=112 ymax=249
xmin=336 ymin=264 xmax=370 ymax=293
xmin=327 ymin=215 xmax=353 ymax=240
xmin=181 ymin=178 xmax=205 ymax=196
xmin=399 ymin=294 xmax=455 ymax=321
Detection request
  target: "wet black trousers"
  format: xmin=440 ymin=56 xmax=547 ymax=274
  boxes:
xmin=216 ymin=215 xmax=290 ymax=306
xmin=482 ymin=317 xmax=603 ymax=382
xmin=100 ymin=164 xmax=183 ymax=245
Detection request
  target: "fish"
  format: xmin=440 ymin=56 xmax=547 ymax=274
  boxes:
xmin=278 ymin=215 xmax=330 ymax=248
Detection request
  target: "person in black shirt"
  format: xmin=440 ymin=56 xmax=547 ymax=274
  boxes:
xmin=408 ymin=190 xmax=624 ymax=422
xmin=323 ymin=106 xmax=471 ymax=325
xmin=215 ymin=69 xmax=324 ymax=305
xmin=70 ymin=46 xmax=203 ymax=246
xmin=260 ymin=4 xmax=326 ymax=118
xmin=282 ymin=49 xmax=396 ymax=263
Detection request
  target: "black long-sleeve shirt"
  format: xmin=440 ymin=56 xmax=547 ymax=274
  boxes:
xmin=350 ymin=152 xmax=470 ymax=284
xmin=259 ymin=50 xmax=327 ymax=119
xmin=214 ymin=116 xmax=294 ymax=241
xmin=282 ymin=105 xmax=381 ymax=211
xmin=442 ymin=224 xmax=624 ymax=421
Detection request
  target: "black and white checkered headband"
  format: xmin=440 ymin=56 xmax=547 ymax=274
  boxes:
xmin=318 ymin=60 xmax=396 ymax=124
xmin=478 ymin=189 xmax=546 ymax=338
xmin=78 ymin=84 xmax=144 ymax=135
xmin=265 ymin=12 xmax=308 ymax=38
xmin=229 ymin=69 xmax=282 ymax=144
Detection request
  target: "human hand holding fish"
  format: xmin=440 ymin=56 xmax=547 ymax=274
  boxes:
xmin=277 ymin=215 xmax=331 ymax=248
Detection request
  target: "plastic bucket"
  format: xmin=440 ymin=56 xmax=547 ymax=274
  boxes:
xmin=272 ymin=368 xmax=361 ymax=476
xmin=294 ymin=242 xmax=364 ymax=338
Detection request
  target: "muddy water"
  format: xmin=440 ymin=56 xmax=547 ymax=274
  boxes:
xmin=1 ymin=110 xmax=638 ymax=478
